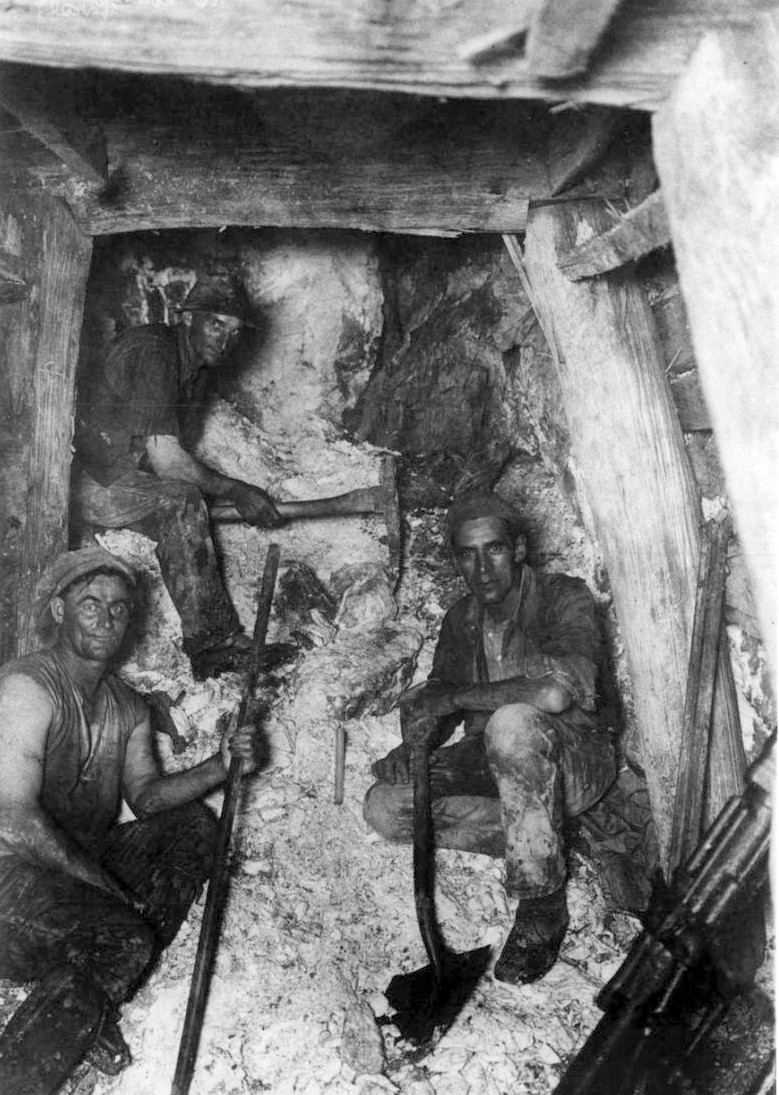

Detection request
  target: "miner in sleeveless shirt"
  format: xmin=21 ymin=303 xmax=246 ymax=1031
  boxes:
xmin=0 ymin=548 xmax=258 ymax=1093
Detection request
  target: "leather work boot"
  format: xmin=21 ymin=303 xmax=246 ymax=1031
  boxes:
xmin=494 ymin=887 xmax=569 ymax=986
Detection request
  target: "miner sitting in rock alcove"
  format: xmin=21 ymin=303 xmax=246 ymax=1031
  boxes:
xmin=365 ymin=489 xmax=646 ymax=985
xmin=70 ymin=276 xmax=289 ymax=682
xmin=0 ymin=547 xmax=259 ymax=1094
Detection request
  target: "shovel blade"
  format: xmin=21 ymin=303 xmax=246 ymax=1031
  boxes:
xmin=385 ymin=944 xmax=492 ymax=1048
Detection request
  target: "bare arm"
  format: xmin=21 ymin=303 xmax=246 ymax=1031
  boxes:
xmin=122 ymin=710 xmax=258 ymax=819
xmin=145 ymin=434 xmax=283 ymax=527
xmin=0 ymin=674 xmax=128 ymax=900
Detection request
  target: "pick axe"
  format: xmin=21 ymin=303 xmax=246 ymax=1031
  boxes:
xmin=209 ymin=454 xmax=401 ymax=589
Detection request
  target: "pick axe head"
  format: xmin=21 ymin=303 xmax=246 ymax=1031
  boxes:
xmin=379 ymin=454 xmax=402 ymax=593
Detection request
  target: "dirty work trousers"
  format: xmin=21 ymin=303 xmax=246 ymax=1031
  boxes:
xmin=72 ymin=467 xmax=240 ymax=655
xmin=0 ymin=802 xmax=216 ymax=1092
xmin=364 ymin=702 xmax=616 ymax=900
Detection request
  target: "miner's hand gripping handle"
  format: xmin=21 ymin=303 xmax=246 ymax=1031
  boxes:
xmin=171 ymin=543 xmax=281 ymax=1095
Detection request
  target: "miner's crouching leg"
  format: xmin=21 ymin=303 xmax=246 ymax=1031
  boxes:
xmin=98 ymin=801 xmax=218 ymax=946
xmin=485 ymin=703 xmax=617 ymax=985
xmin=363 ymin=731 xmax=504 ymax=857
xmin=0 ymin=861 xmax=158 ymax=1094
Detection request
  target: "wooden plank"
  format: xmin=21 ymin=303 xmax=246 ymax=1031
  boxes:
xmin=29 ymin=88 xmax=577 ymax=236
xmin=0 ymin=192 xmax=92 ymax=661
xmin=556 ymin=189 xmax=670 ymax=279
xmin=0 ymin=0 xmax=773 ymax=110
xmin=523 ymin=200 xmax=704 ymax=869
xmin=668 ymin=518 xmax=730 ymax=873
xmin=647 ymin=270 xmax=711 ymax=432
xmin=547 ymin=105 xmax=622 ymax=196
xmin=653 ymin=13 xmax=779 ymax=681
xmin=0 ymin=248 xmax=28 ymax=302
xmin=527 ymin=0 xmax=626 ymax=80
xmin=0 ymin=68 xmax=107 ymax=185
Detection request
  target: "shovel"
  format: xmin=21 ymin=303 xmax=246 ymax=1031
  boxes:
xmin=385 ymin=733 xmax=492 ymax=1050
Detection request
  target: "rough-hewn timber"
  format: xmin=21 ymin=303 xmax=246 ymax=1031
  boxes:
xmin=6 ymin=84 xmax=629 ymax=236
xmin=556 ymin=189 xmax=670 ymax=279
xmin=526 ymin=0 xmax=626 ymax=80
xmin=0 ymin=68 xmax=107 ymax=186
xmin=523 ymin=201 xmax=742 ymax=868
xmin=0 ymin=0 xmax=773 ymax=110
xmin=653 ymin=15 xmax=779 ymax=681
xmin=0 ymin=192 xmax=92 ymax=661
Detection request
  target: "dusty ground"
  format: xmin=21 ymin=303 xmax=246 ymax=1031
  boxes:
xmin=81 ymin=514 xmax=637 ymax=1095
xmin=24 ymin=504 xmax=765 ymax=1095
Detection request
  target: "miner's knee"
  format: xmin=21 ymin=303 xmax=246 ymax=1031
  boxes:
xmin=363 ymin=781 xmax=412 ymax=844
xmin=485 ymin=703 xmax=555 ymax=764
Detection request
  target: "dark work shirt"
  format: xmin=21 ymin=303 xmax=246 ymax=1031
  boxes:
xmin=75 ymin=325 xmax=184 ymax=486
xmin=430 ymin=565 xmax=608 ymax=740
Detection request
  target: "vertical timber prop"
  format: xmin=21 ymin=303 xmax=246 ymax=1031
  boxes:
xmin=0 ymin=191 xmax=92 ymax=660
xmin=652 ymin=14 xmax=779 ymax=683
xmin=522 ymin=201 xmax=743 ymax=868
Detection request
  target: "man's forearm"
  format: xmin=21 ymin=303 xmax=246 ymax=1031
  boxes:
xmin=0 ymin=806 xmax=122 ymax=897
xmin=145 ymin=435 xmax=242 ymax=499
xmin=453 ymin=677 xmax=572 ymax=715
xmin=130 ymin=753 xmax=227 ymax=818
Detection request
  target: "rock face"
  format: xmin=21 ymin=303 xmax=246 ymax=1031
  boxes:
xmin=39 ymin=226 xmax=770 ymax=1095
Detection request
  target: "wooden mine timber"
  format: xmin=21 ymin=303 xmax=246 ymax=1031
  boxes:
xmin=0 ymin=68 xmax=107 ymax=187
xmin=556 ymin=189 xmax=670 ymax=280
xmin=0 ymin=192 xmax=92 ymax=660
xmin=526 ymin=0 xmax=625 ymax=80
xmin=0 ymin=0 xmax=773 ymax=110
xmin=1 ymin=83 xmax=627 ymax=236
xmin=653 ymin=15 xmax=779 ymax=680
xmin=523 ymin=202 xmax=744 ymax=867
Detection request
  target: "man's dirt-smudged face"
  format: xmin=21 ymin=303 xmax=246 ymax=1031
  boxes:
xmin=52 ymin=573 xmax=132 ymax=663
xmin=186 ymin=311 xmax=244 ymax=368
xmin=453 ymin=516 xmax=524 ymax=609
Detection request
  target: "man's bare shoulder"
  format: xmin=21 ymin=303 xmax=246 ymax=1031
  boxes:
xmin=0 ymin=665 xmax=55 ymax=722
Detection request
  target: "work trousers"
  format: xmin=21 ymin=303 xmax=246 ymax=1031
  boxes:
xmin=364 ymin=703 xmax=616 ymax=900
xmin=0 ymin=801 xmax=217 ymax=1003
xmin=72 ymin=467 xmax=240 ymax=654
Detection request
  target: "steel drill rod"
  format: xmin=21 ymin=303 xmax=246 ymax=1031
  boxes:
xmin=171 ymin=543 xmax=281 ymax=1095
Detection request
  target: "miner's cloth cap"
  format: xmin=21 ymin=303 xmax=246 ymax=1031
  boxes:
xmin=38 ymin=547 xmax=137 ymax=602
xmin=446 ymin=490 xmax=523 ymax=540
xmin=178 ymin=277 xmax=256 ymax=327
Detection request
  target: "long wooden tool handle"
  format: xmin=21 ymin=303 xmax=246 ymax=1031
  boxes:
xmin=171 ymin=543 xmax=281 ymax=1095
xmin=669 ymin=518 xmax=731 ymax=874
xmin=412 ymin=736 xmax=446 ymax=986
xmin=210 ymin=487 xmax=382 ymax=523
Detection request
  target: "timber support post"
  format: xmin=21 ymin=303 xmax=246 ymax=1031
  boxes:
xmin=523 ymin=200 xmax=744 ymax=868
xmin=0 ymin=191 xmax=92 ymax=660
xmin=652 ymin=14 xmax=779 ymax=683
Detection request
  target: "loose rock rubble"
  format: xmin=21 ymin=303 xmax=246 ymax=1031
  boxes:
xmin=0 ymin=501 xmax=772 ymax=1095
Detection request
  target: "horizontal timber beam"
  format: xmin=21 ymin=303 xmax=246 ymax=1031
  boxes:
xmin=0 ymin=0 xmax=773 ymax=110
xmin=18 ymin=88 xmax=630 ymax=236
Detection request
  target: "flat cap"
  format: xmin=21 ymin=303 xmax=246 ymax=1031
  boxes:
xmin=33 ymin=547 xmax=136 ymax=642
xmin=178 ymin=277 xmax=256 ymax=327
xmin=446 ymin=489 xmax=523 ymax=542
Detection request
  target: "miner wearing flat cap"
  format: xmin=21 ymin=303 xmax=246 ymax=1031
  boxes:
xmin=364 ymin=490 xmax=617 ymax=985
xmin=72 ymin=276 xmax=289 ymax=680
xmin=0 ymin=548 xmax=258 ymax=1094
